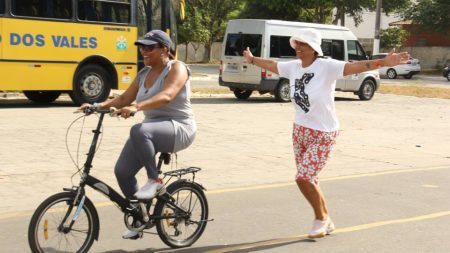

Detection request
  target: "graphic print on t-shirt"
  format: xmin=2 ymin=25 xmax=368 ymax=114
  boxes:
xmin=294 ymin=73 xmax=314 ymax=113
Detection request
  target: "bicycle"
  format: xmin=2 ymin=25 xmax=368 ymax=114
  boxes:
xmin=28 ymin=107 xmax=210 ymax=252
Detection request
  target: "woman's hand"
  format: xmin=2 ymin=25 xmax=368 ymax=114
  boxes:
xmin=76 ymin=103 xmax=92 ymax=113
xmin=384 ymin=49 xmax=410 ymax=67
xmin=111 ymin=105 xmax=137 ymax=119
xmin=243 ymin=47 xmax=254 ymax=64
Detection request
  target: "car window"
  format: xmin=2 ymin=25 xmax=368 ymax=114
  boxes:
xmin=371 ymin=54 xmax=386 ymax=60
xmin=225 ymin=33 xmax=262 ymax=57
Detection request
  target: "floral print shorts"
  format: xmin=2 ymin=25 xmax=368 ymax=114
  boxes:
xmin=292 ymin=124 xmax=338 ymax=184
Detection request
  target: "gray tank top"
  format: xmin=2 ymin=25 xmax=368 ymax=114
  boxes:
xmin=135 ymin=60 xmax=196 ymax=151
xmin=136 ymin=60 xmax=194 ymax=121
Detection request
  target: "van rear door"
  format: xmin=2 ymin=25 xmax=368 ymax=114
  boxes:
xmin=222 ymin=33 xmax=262 ymax=84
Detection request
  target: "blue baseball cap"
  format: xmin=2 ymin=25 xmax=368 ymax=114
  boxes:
xmin=135 ymin=30 xmax=172 ymax=49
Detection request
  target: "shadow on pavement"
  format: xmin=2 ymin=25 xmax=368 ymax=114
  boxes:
xmin=99 ymin=236 xmax=315 ymax=253
xmin=0 ymin=98 xmax=75 ymax=108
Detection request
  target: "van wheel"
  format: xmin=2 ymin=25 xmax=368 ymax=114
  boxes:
xmin=275 ymin=79 xmax=290 ymax=102
xmin=23 ymin=91 xmax=61 ymax=104
xmin=233 ymin=89 xmax=252 ymax=100
xmin=358 ymin=79 xmax=375 ymax=101
xmin=69 ymin=64 xmax=111 ymax=106
xmin=386 ymin=68 xmax=397 ymax=79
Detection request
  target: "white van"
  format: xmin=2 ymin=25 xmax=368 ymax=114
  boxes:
xmin=219 ymin=19 xmax=381 ymax=101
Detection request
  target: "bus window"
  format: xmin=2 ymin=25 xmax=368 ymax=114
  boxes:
xmin=137 ymin=0 xmax=162 ymax=37
xmin=0 ymin=0 xmax=5 ymax=15
xmin=11 ymin=0 xmax=71 ymax=19
xmin=270 ymin=35 xmax=296 ymax=58
xmin=79 ymin=0 xmax=130 ymax=23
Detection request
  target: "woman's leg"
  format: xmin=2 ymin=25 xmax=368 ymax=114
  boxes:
xmin=129 ymin=121 xmax=175 ymax=180
xmin=293 ymin=126 xmax=337 ymax=237
xmin=296 ymin=179 xmax=327 ymax=220
xmin=114 ymin=138 xmax=143 ymax=199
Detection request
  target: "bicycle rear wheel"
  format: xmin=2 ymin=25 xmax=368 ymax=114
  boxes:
xmin=154 ymin=181 xmax=208 ymax=248
xmin=28 ymin=192 xmax=99 ymax=253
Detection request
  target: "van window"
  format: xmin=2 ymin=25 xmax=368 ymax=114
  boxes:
xmin=11 ymin=0 xmax=72 ymax=19
xmin=225 ymin=33 xmax=262 ymax=57
xmin=321 ymin=39 xmax=344 ymax=61
xmin=270 ymin=35 xmax=296 ymax=58
xmin=347 ymin=40 xmax=367 ymax=61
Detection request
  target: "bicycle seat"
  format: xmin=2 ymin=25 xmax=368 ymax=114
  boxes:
xmin=159 ymin=153 xmax=171 ymax=165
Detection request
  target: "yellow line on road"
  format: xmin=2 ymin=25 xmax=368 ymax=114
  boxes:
xmin=0 ymin=165 xmax=448 ymax=220
xmin=206 ymin=165 xmax=450 ymax=195
xmin=205 ymin=211 xmax=450 ymax=253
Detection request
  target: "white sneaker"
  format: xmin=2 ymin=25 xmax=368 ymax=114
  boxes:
xmin=134 ymin=179 xmax=165 ymax=199
xmin=308 ymin=217 xmax=331 ymax=239
xmin=122 ymin=228 xmax=139 ymax=239
xmin=326 ymin=219 xmax=335 ymax=235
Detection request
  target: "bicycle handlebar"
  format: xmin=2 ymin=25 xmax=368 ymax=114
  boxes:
xmin=83 ymin=106 xmax=136 ymax=117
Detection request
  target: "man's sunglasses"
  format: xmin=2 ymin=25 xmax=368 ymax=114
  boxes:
xmin=138 ymin=44 xmax=161 ymax=52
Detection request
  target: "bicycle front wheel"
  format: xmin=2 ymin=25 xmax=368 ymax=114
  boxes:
xmin=154 ymin=181 xmax=209 ymax=248
xmin=28 ymin=192 xmax=99 ymax=253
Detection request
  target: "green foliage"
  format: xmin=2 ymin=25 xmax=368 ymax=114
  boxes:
xmin=400 ymin=0 xmax=450 ymax=33
xmin=380 ymin=27 xmax=409 ymax=49
xmin=177 ymin=7 xmax=208 ymax=44
xmin=239 ymin=0 xmax=333 ymax=23
xmin=180 ymin=0 xmax=241 ymax=61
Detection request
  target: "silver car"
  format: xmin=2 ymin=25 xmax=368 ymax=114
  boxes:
xmin=372 ymin=53 xmax=421 ymax=79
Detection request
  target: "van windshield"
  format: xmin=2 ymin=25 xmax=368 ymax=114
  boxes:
xmin=225 ymin=33 xmax=262 ymax=57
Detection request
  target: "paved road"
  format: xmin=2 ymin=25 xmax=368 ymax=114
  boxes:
xmin=1 ymin=165 xmax=450 ymax=252
xmin=1 ymin=65 xmax=450 ymax=252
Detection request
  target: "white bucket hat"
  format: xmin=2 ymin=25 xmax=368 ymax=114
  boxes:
xmin=289 ymin=28 xmax=323 ymax=56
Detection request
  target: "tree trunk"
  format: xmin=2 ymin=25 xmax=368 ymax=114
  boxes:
xmin=184 ymin=42 xmax=188 ymax=62
xmin=205 ymin=42 xmax=211 ymax=63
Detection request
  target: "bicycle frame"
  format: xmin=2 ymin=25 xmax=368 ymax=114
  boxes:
xmin=66 ymin=110 xmax=192 ymax=219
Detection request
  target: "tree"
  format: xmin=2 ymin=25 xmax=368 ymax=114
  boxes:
xmin=380 ymin=27 xmax=409 ymax=49
xmin=332 ymin=0 xmax=411 ymax=26
xmin=177 ymin=3 xmax=208 ymax=62
xmin=400 ymin=0 xmax=450 ymax=33
xmin=184 ymin=0 xmax=242 ymax=62
xmin=239 ymin=0 xmax=333 ymax=23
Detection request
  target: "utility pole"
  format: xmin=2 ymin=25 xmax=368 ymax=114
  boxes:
xmin=373 ymin=0 xmax=382 ymax=55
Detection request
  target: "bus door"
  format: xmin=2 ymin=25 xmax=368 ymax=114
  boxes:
xmin=136 ymin=0 xmax=176 ymax=70
xmin=0 ymin=0 xmax=4 ymax=59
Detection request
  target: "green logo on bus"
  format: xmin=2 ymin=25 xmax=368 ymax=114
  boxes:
xmin=116 ymin=36 xmax=127 ymax=50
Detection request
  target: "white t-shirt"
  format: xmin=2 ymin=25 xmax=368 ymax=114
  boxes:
xmin=278 ymin=58 xmax=346 ymax=132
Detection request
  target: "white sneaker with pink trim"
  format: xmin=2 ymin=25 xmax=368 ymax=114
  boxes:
xmin=134 ymin=179 xmax=165 ymax=200
xmin=308 ymin=217 xmax=333 ymax=238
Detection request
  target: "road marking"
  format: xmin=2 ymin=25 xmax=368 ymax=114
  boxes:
xmin=205 ymin=165 xmax=450 ymax=195
xmin=204 ymin=211 xmax=450 ymax=253
xmin=0 ymin=165 xmax=448 ymax=220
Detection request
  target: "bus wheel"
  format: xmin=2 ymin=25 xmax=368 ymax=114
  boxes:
xmin=275 ymin=79 xmax=291 ymax=102
xmin=23 ymin=91 xmax=61 ymax=104
xmin=70 ymin=65 xmax=111 ymax=106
